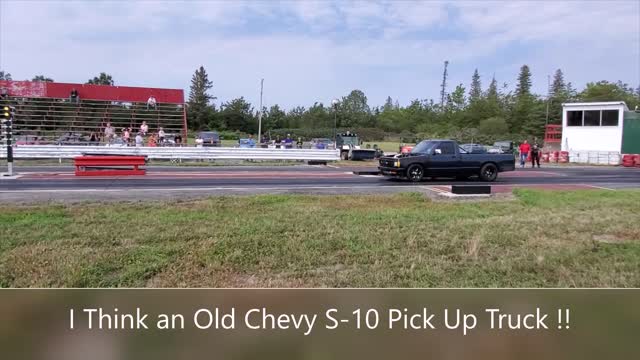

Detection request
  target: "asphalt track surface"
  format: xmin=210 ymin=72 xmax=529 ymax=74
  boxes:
xmin=1 ymin=164 xmax=639 ymax=202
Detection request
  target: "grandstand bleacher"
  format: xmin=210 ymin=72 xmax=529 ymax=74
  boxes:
xmin=0 ymin=80 xmax=186 ymax=145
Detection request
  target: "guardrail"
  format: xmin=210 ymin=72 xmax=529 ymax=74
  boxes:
xmin=0 ymin=145 xmax=341 ymax=161
xmin=568 ymin=151 xmax=621 ymax=165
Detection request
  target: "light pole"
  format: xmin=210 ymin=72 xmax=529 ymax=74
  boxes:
xmin=332 ymin=99 xmax=339 ymax=146
xmin=258 ymin=79 xmax=264 ymax=143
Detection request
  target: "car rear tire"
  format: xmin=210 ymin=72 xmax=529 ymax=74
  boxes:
xmin=406 ymin=164 xmax=424 ymax=182
xmin=479 ymin=163 xmax=498 ymax=182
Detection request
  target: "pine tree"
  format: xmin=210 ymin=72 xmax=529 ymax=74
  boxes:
xmin=383 ymin=96 xmax=394 ymax=112
xmin=550 ymin=69 xmax=566 ymax=98
xmin=187 ymin=66 xmax=216 ymax=130
xmin=469 ymin=69 xmax=482 ymax=102
xmin=515 ymin=65 xmax=532 ymax=97
xmin=510 ymin=65 xmax=537 ymax=134
xmin=547 ymin=69 xmax=568 ymax=124
xmin=486 ymin=76 xmax=498 ymax=102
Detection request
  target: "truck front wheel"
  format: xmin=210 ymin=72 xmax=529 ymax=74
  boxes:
xmin=406 ymin=164 xmax=424 ymax=182
xmin=479 ymin=163 xmax=498 ymax=182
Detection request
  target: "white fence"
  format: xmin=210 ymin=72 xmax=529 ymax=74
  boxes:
xmin=0 ymin=145 xmax=341 ymax=161
xmin=568 ymin=151 xmax=621 ymax=165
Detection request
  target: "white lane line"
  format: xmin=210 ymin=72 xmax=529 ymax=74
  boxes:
xmin=0 ymin=185 xmax=424 ymax=194
xmin=325 ymin=164 xmax=339 ymax=168
xmin=422 ymin=186 xmax=447 ymax=193
xmin=586 ymin=184 xmax=616 ymax=191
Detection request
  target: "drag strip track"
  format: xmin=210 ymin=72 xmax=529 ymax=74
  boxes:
xmin=1 ymin=165 xmax=639 ymax=202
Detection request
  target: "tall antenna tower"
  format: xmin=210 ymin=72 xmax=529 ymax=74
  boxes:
xmin=440 ymin=60 xmax=449 ymax=109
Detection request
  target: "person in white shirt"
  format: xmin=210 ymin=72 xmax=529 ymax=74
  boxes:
xmin=104 ymin=122 xmax=115 ymax=143
xmin=146 ymin=95 xmax=157 ymax=110
xmin=140 ymin=121 xmax=149 ymax=135
xmin=195 ymin=136 xmax=204 ymax=148
xmin=158 ymin=127 xmax=165 ymax=145
xmin=135 ymin=133 xmax=143 ymax=147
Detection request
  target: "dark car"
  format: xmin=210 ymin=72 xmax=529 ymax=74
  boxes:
xmin=197 ymin=131 xmax=221 ymax=147
xmin=55 ymin=133 xmax=91 ymax=146
xmin=378 ymin=139 xmax=515 ymax=182
xmin=460 ymin=143 xmax=487 ymax=153
xmin=489 ymin=140 xmax=514 ymax=154
xmin=14 ymin=135 xmax=41 ymax=145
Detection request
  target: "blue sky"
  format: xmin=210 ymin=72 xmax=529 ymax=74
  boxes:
xmin=1 ymin=0 xmax=638 ymax=110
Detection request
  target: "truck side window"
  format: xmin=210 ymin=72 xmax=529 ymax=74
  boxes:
xmin=438 ymin=142 xmax=456 ymax=155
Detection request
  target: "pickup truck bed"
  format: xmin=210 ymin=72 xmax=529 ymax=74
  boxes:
xmin=378 ymin=139 xmax=515 ymax=182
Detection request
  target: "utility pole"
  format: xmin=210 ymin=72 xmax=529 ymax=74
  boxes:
xmin=332 ymin=99 xmax=339 ymax=146
xmin=257 ymin=78 xmax=264 ymax=143
xmin=440 ymin=60 xmax=449 ymax=109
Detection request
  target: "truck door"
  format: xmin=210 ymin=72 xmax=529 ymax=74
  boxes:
xmin=429 ymin=141 xmax=460 ymax=176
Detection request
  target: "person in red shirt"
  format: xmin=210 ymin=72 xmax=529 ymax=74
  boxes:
xmin=519 ymin=140 xmax=530 ymax=168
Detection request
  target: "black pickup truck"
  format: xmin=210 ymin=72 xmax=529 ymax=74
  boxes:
xmin=378 ymin=139 xmax=515 ymax=182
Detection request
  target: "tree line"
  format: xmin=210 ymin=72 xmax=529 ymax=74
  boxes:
xmin=186 ymin=65 xmax=640 ymax=142
xmin=2 ymin=67 xmax=638 ymax=142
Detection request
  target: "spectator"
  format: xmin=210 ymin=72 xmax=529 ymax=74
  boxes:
xmin=122 ymin=128 xmax=131 ymax=145
xmin=518 ymin=140 xmax=530 ymax=168
xmin=158 ymin=127 xmax=165 ymax=145
xmin=195 ymin=135 xmax=204 ymax=148
xmin=296 ymin=137 xmax=303 ymax=149
xmin=135 ymin=132 xmax=143 ymax=147
xmin=104 ymin=122 xmax=115 ymax=143
xmin=531 ymin=143 xmax=541 ymax=168
xmin=247 ymin=134 xmax=256 ymax=148
xmin=0 ymin=87 xmax=8 ymax=99
xmin=148 ymin=133 xmax=157 ymax=147
xmin=140 ymin=121 xmax=149 ymax=135
xmin=146 ymin=95 xmax=157 ymax=110
xmin=70 ymin=88 xmax=79 ymax=104
xmin=284 ymin=134 xmax=293 ymax=149
xmin=89 ymin=132 xmax=98 ymax=145
xmin=174 ymin=134 xmax=183 ymax=146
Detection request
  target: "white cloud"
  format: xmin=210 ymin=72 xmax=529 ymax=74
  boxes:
xmin=0 ymin=0 xmax=637 ymax=109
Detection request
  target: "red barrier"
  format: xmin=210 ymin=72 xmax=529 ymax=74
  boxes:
xmin=559 ymin=151 xmax=569 ymax=163
xmin=74 ymin=155 xmax=147 ymax=176
xmin=622 ymin=154 xmax=636 ymax=167
xmin=0 ymin=80 xmax=184 ymax=104
xmin=400 ymin=146 xmax=414 ymax=154
xmin=542 ymin=152 xmax=550 ymax=162
xmin=634 ymin=155 xmax=640 ymax=168
xmin=550 ymin=151 xmax=559 ymax=163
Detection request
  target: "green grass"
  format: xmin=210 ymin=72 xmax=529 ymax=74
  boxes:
xmin=1 ymin=190 xmax=639 ymax=287
xmin=363 ymin=141 xmax=404 ymax=153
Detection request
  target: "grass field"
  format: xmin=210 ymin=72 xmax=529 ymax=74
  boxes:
xmin=1 ymin=190 xmax=639 ymax=288
xmin=363 ymin=141 xmax=403 ymax=153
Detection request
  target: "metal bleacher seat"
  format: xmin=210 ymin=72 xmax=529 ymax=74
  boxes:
xmin=6 ymin=96 xmax=184 ymax=144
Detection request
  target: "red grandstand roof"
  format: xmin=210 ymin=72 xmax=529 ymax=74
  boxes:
xmin=0 ymin=80 xmax=184 ymax=104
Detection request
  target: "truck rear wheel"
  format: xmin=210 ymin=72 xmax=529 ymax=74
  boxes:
xmin=406 ymin=164 xmax=424 ymax=182
xmin=341 ymin=151 xmax=349 ymax=160
xmin=479 ymin=163 xmax=498 ymax=182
